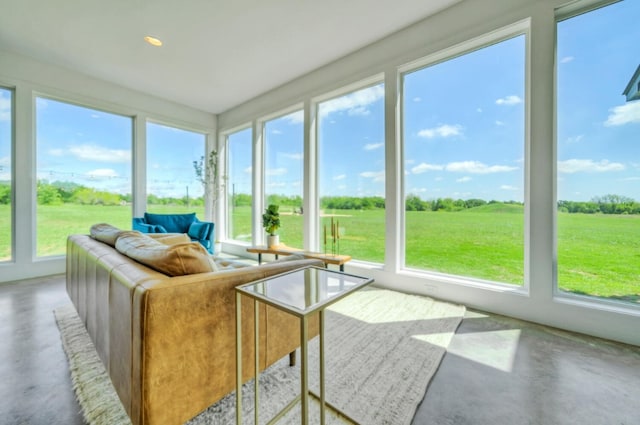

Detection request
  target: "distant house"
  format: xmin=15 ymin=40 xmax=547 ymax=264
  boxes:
xmin=622 ymin=64 xmax=640 ymax=102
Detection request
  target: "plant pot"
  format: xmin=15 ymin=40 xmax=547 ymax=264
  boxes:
xmin=267 ymin=235 xmax=280 ymax=248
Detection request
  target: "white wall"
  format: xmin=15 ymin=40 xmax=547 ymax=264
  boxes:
xmin=0 ymin=49 xmax=216 ymax=282
xmin=218 ymin=0 xmax=639 ymax=346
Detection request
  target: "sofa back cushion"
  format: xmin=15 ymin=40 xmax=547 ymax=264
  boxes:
xmin=115 ymin=231 xmax=215 ymax=276
xmin=90 ymin=223 xmax=125 ymax=247
xmin=144 ymin=212 xmax=196 ymax=233
xmin=147 ymin=233 xmax=192 ymax=245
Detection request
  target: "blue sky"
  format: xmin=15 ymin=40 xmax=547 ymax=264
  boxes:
xmin=1 ymin=0 xmax=638 ymax=203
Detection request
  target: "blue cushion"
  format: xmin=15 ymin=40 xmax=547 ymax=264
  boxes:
xmin=152 ymin=224 xmax=168 ymax=233
xmin=187 ymin=221 xmax=210 ymax=240
xmin=144 ymin=212 xmax=196 ymax=233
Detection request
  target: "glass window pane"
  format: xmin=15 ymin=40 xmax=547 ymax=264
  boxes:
xmin=317 ymin=83 xmax=385 ymax=263
xmin=146 ymin=122 xmax=206 ymax=216
xmin=227 ymin=128 xmax=252 ymax=242
xmin=0 ymin=88 xmax=12 ymax=262
xmin=403 ymin=35 xmax=525 ymax=285
xmin=36 ymin=98 xmax=133 ymax=257
xmin=264 ymin=111 xmax=303 ymax=248
xmin=557 ymin=1 xmax=640 ymax=304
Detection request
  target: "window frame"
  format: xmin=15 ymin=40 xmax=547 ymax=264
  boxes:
xmin=312 ymin=76 xmax=386 ymax=262
xmin=259 ymin=105 xmax=305 ymax=248
xmin=33 ymin=94 xmax=134 ymax=258
xmin=552 ymin=0 xmax=640 ymax=313
xmin=397 ymin=20 xmax=532 ymax=291
xmin=0 ymin=86 xmax=15 ymax=263
xmin=222 ymin=124 xmax=254 ymax=244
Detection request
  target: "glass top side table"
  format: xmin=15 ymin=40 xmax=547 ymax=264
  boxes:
xmin=235 ymin=266 xmax=373 ymax=424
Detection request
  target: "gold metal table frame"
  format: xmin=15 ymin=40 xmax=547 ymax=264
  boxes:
xmin=235 ymin=266 xmax=373 ymax=424
xmin=246 ymin=245 xmax=351 ymax=272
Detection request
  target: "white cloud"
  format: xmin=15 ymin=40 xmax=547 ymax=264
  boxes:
xmin=456 ymin=176 xmax=472 ymax=183
xmin=604 ymin=102 xmax=640 ymax=126
xmin=69 ymin=144 xmax=131 ymax=163
xmin=417 ymin=124 xmax=462 ymax=139
xmin=445 ymin=161 xmax=518 ymax=174
xmin=495 ymin=120 xmax=505 ymax=126
xmin=319 ymin=85 xmax=384 ymax=118
xmin=348 ymin=106 xmax=371 ymax=116
xmin=86 ymin=168 xmax=118 ymax=178
xmin=411 ymin=163 xmax=444 ymax=174
xmin=284 ymin=152 xmax=303 ymax=160
xmin=48 ymin=148 xmax=65 ymax=157
xmin=453 ymin=192 xmax=472 ymax=198
xmin=364 ymin=142 xmax=384 ymax=151
xmin=244 ymin=166 xmax=252 ymax=174
xmin=333 ymin=174 xmax=346 ymax=181
xmin=566 ymin=135 xmax=584 ymax=144
xmin=413 ymin=97 xmax=422 ymax=102
xmin=558 ymin=159 xmax=625 ymax=173
xmin=36 ymin=98 xmax=48 ymax=109
xmin=267 ymin=182 xmax=286 ymax=188
xmin=0 ymin=156 xmax=9 ymax=166
xmin=501 ymin=185 xmax=518 ymax=191
xmin=91 ymin=113 xmax=100 ymax=119
xmin=496 ymin=95 xmax=522 ymax=106
xmin=0 ymin=96 xmax=10 ymax=122
xmin=405 ymin=159 xmax=415 ymax=165
xmin=619 ymin=177 xmax=640 ymax=181
xmin=477 ymin=108 xmax=483 ymax=113
xmin=560 ymin=56 xmax=574 ymax=63
xmin=409 ymin=187 xmax=427 ymax=193
xmin=271 ymin=129 xmax=283 ymax=135
xmin=360 ymin=170 xmax=385 ymax=182
xmin=266 ymin=167 xmax=287 ymax=176
xmin=283 ymin=110 xmax=304 ymax=124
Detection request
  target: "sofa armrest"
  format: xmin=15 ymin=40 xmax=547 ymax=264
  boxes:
xmin=188 ymin=220 xmax=215 ymax=253
xmin=129 ymin=257 xmax=322 ymax=425
xmin=132 ymin=217 xmax=166 ymax=234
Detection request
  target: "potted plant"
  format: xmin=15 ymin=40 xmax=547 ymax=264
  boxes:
xmin=262 ymin=204 xmax=281 ymax=247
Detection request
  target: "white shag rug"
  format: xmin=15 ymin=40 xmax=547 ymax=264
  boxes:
xmin=55 ymin=288 xmax=465 ymax=425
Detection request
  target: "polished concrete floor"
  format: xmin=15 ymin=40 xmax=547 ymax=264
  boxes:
xmin=1 ymin=275 xmax=639 ymax=425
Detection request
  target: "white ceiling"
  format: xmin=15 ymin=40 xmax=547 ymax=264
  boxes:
xmin=0 ymin=0 xmax=462 ymax=114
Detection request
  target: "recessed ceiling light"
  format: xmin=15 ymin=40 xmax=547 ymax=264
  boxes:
xmin=144 ymin=36 xmax=163 ymax=47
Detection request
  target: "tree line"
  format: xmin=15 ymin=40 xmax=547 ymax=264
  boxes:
xmin=1 ymin=181 xmax=639 ymax=215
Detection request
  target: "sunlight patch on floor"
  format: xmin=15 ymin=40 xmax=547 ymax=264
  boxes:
xmin=447 ymin=328 xmax=521 ymax=373
xmin=412 ymin=332 xmax=455 ymax=348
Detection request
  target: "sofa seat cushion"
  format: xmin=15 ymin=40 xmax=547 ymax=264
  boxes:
xmin=115 ymin=231 xmax=215 ymax=276
xmin=144 ymin=212 xmax=196 ymax=233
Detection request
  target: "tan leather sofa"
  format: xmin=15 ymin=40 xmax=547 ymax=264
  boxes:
xmin=66 ymin=229 xmax=322 ymax=425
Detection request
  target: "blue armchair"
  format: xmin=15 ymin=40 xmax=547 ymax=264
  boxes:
xmin=132 ymin=212 xmax=215 ymax=254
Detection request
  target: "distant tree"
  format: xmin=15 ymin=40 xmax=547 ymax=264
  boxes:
xmin=0 ymin=183 xmax=10 ymax=205
xmin=405 ymin=195 xmax=423 ymax=211
xmin=465 ymin=198 xmax=487 ymax=209
xmin=37 ymin=181 xmax=62 ymax=205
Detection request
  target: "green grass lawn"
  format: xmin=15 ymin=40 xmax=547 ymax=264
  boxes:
xmin=1 ymin=204 xmax=637 ymax=303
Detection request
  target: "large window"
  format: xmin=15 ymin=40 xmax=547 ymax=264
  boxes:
xmin=227 ymin=127 xmax=253 ymax=242
xmin=36 ymin=98 xmax=132 ymax=257
xmin=264 ymin=110 xmax=304 ymax=247
xmin=146 ymin=122 xmax=206 ymax=215
xmin=556 ymin=0 xmax=640 ymax=305
xmin=403 ymin=34 xmax=526 ymax=285
xmin=0 ymin=88 xmax=12 ymax=262
xmin=317 ymin=83 xmax=385 ymax=263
